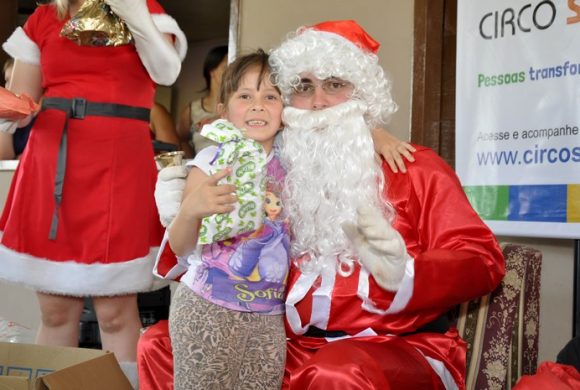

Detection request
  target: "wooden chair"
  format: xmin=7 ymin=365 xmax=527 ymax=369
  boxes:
xmin=452 ymin=243 xmax=542 ymax=389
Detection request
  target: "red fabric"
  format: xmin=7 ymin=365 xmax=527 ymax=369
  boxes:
xmin=134 ymin=327 xmax=455 ymax=390
xmin=513 ymin=362 xmax=580 ymax=390
xmin=0 ymin=3 xmax=165 ymax=265
xmin=138 ymin=320 xmax=173 ymax=390
xmin=310 ymin=20 xmax=380 ymax=54
xmin=284 ymin=146 xmax=505 ymax=389
xmin=145 ymin=0 xmax=165 ymax=14
xmin=285 ymin=335 xmax=449 ymax=390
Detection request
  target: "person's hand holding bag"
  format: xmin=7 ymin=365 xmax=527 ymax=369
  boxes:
xmin=342 ymin=206 xmax=409 ymax=291
xmin=0 ymin=87 xmax=39 ymax=133
xmin=103 ymin=0 xmax=181 ymax=85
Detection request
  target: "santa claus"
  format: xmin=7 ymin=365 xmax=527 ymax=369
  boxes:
xmin=143 ymin=20 xmax=505 ymax=390
xmin=269 ymin=20 xmax=505 ymax=389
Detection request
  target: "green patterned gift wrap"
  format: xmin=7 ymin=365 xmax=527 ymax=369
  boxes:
xmin=197 ymin=119 xmax=267 ymax=244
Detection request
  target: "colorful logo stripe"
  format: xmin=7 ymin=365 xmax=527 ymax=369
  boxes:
xmin=464 ymin=184 xmax=580 ymax=223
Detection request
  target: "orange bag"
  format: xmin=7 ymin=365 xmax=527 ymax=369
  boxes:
xmin=0 ymin=86 xmax=40 ymax=121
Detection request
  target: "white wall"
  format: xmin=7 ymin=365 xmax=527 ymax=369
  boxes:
xmin=0 ymin=163 xmax=40 ymax=337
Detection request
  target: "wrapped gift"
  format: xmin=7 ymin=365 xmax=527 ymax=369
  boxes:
xmin=60 ymin=0 xmax=133 ymax=47
xmin=197 ymin=119 xmax=267 ymax=245
xmin=0 ymin=86 xmax=39 ymax=121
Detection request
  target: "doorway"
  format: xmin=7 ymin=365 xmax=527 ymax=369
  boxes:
xmin=412 ymin=0 xmax=457 ymax=167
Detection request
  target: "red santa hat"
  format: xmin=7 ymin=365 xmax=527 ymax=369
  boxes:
xmin=307 ymin=20 xmax=380 ymax=55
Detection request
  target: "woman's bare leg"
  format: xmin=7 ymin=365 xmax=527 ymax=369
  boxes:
xmin=36 ymin=292 xmax=84 ymax=347
xmin=93 ymin=294 xmax=141 ymax=361
xmin=94 ymin=294 xmax=142 ymax=389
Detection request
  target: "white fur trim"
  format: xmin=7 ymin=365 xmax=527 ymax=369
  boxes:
xmin=386 ymin=259 xmax=415 ymax=313
xmin=419 ymin=351 xmax=460 ymax=390
xmin=358 ymin=258 xmax=415 ymax=315
xmin=0 ymin=240 xmax=163 ymax=296
xmin=324 ymin=327 xmax=377 ymax=343
xmin=152 ymin=14 xmax=188 ymax=61
xmin=152 ymin=230 xmax=189 ymax=280
xmin=2 ymin=27 xmax=40 ymax=65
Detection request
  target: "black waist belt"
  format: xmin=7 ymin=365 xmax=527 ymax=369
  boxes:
xmin=304 ymin=326 xmax=348 ymax=338
xmin=401 ymin=315 xmax=450 ymax=336
xmin=304 ymin=315 xmax=450 ymax=339
xmin=41 ymin=97 xmax=150 ymax=240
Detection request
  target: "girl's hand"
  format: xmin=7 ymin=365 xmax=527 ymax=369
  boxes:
xmin=181 ymin=168 xmax=237 ymax=220
xmin=371 ymin=128 xmax=416 ymax=173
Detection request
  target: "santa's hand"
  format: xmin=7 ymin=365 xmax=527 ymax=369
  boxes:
xmin=155 ymin=165 xmax=188 ymax=227
xmin=342 ymin=206 xmax=408 ymax=291
xmin=0 ymin=119 xmax=18 ymax=134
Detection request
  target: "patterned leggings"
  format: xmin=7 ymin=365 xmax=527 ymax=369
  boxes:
xmin=169 ymin=283 xmax=286 ymax=390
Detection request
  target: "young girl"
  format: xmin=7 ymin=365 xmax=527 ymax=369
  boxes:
xmin=166 ymin=50 xmax=288 ymax=390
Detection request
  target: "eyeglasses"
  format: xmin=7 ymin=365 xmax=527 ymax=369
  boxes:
xmin=292 ymin=77 xmax=354 ymax=97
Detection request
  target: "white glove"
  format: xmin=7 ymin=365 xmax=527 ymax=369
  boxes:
xmin=0 ymin=119 xmax=18 ymax=134
xmin=155 ymin=165 xmax=188 ymax=227
xmin=104 ymin=0 xmax=181 ymax=85
xmin=342 ymin=206 xmax=408 ymax=291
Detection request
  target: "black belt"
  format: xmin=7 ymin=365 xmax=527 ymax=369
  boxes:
xmin=304 ymin=326 xmax=348 ymax=338
xmin=41 ymin=97 xmax=150 ymax=240
xmin=304 ymin=315 xmax=450 ymax=338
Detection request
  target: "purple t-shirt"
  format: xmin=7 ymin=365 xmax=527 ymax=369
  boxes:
xmin=181 ymin=146 xmax=289 ymax=314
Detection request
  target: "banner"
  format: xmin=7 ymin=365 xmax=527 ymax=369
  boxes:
xmin=456 ymin=0 xmax=580 ymax=239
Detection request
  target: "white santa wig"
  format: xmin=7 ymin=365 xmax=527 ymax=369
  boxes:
xmin=269 ymin=20 xmax=398 ymax=127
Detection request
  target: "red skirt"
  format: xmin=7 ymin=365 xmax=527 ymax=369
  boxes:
xmin=0 ymin=108 xmax=164 ymax=296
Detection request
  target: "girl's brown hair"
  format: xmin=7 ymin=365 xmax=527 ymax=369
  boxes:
xmin=218 ymin=49 xmax=280 ymax=105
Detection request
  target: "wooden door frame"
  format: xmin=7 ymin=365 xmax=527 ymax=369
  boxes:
xmin=0 ymin=0 xmax=18 ymax=68
xmin=411 ymin=0 xmax=457 ymax=166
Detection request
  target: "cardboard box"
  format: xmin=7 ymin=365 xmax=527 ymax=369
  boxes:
xmin=0 ymin=342 xmax=132 ymax=390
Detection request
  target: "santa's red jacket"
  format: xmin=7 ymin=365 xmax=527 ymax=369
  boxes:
xmin=283 ymin=145 xmax=505 ymax=389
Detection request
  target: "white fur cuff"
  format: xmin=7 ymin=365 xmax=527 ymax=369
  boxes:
xmin=369 ymin=254 xmax=409 ymax=292
xmin=2 ymin=27 xmax=40 ymax=65
xmin=152 ymin=14 xmax=188 ymax=61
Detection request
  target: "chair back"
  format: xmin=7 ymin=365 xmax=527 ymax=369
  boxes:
xmin=453 ymin=243 xmax=542 ymax=389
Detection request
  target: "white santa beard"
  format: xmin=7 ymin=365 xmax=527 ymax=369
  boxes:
xmin=281 ymin=100 xmax=391 ymax=275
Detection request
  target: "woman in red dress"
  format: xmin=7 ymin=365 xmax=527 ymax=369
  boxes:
xmin=0 ymin=0 xmax=186 ymax=386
